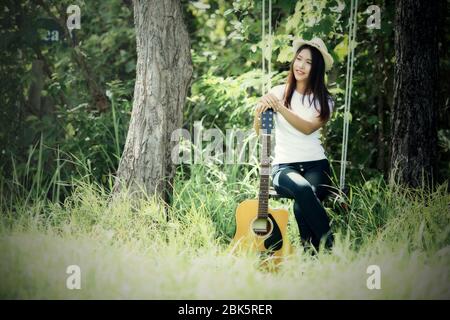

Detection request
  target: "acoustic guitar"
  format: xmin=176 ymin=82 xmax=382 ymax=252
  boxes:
xmin=230 ymin=109 xmax=292 ymax=263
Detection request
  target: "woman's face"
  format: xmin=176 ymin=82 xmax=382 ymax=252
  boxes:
xmin=293 ymin=48 xmax=312 ymax=82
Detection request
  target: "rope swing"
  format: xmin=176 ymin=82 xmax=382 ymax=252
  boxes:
xmin=261 ymin=0 xmax=272 ymax=96
xmin=340 ymin=0 xmax=358 ymax=191
xmin=262 ymin=0 xmax=358 ymax=195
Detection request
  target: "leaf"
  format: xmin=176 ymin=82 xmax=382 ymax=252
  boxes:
xmin=286 ymin=12 xmax=301 ymax=33
xmin=224 ymin=9 xmax=234 ymax=16
xmin=334 ymin=35 xmax=348 ymax=62
xmin=65 ymin=123 xmax=76 ymax=138
xmin=25 ymin=115 xmax=38 ymax=122
xmin=367 ymin=115 xmax=378 ymax=125
xmin=277 ymin=46 xmax=293 ymax=63
xmin=192 ymin=1 xmax=210 ymax=10
xmin=125 ymin=61 xmax=135 ymax=73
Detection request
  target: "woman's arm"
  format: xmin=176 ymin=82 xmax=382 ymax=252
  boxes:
xmin=261 ymin=93 xmax=326 ymax=135
xmin=253 ymin=105 xmax=261 ymax=136
xmin=277 ymin=106 xmax=317 ymax=135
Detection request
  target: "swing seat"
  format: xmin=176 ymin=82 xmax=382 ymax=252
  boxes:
xmin=268 ymin=186 xmax=292 ymax=200
xmin=268 ymin=186 xmax=280 ymax=199
xmin=259 ymin=0 xmax=356 ymax=216
xmin=268 ymin=184 xmax=350 ymax=212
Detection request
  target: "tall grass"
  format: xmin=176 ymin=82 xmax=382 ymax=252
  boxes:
xmin=0 ymin=150 xmax=449 ymax=299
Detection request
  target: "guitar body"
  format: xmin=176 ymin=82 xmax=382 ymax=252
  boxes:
xmin=231 ymin=199 xmax=292 ymax=262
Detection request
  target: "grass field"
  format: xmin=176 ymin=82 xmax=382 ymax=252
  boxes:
xmin=0 ymin=162 xmax=449 ymax=299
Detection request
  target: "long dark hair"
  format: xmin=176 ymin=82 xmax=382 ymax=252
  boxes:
xmin=282 ymin=44 xmax=333 ymax=123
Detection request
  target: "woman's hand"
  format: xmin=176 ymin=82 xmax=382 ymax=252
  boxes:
xmin=255 ymin=93 xmax=284 ymax=115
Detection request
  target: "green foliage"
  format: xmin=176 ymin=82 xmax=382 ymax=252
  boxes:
xmin=1 ymin=0 xmax=135 ymax=193
xmin=2 ymin=0 xmax=449 ymax=197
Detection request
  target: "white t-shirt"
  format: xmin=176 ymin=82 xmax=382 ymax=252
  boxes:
xmin=268 ymin=84 xmax=334 ymax=165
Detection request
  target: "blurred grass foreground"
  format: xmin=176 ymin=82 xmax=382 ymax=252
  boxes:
xmin=0 ymin=156 xmax=449 ymax=299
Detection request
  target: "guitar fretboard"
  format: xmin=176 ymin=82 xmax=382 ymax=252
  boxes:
xmin=258 ymin=133 xmax=271 ymax=219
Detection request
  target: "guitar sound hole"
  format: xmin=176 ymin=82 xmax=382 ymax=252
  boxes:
xmin=252 ymin=218 xmax=272 ymax=236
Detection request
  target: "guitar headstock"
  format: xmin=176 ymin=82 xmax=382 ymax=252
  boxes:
xmin=260 ymin=109 xmax=274 ymax=135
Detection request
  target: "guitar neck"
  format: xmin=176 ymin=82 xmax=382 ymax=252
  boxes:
xmin=258 ymin=133 xmax=271 ymax=218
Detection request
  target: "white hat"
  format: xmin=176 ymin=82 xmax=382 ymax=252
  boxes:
xmin=292 ymin=37 xmax=334 ymax=71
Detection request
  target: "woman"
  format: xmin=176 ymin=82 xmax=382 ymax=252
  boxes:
xmin=254 ymin=37 xmax=335 ymax=253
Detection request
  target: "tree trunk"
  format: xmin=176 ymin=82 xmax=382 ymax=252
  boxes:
xmin=27 ymin=60 xmax=45 ymax=115
xmin=113 ymin=0 xmax=193 ymax=204
xmin=375 ymin=35 xmax=386 ymax=176
xmin=390 ymin=0 xmax=439 ymax=189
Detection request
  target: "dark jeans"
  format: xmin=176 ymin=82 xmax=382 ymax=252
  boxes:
xmin=271 ymin=158 xmax=334 ymax=252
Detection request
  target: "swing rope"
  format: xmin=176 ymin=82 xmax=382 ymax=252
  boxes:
xmin=262 ymin=0 xmax=358 ymax=195
xmin=262 ymin=0 xmax=272 ymax=96
xmin=340 ymin=0 xmax=358 ymax=191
